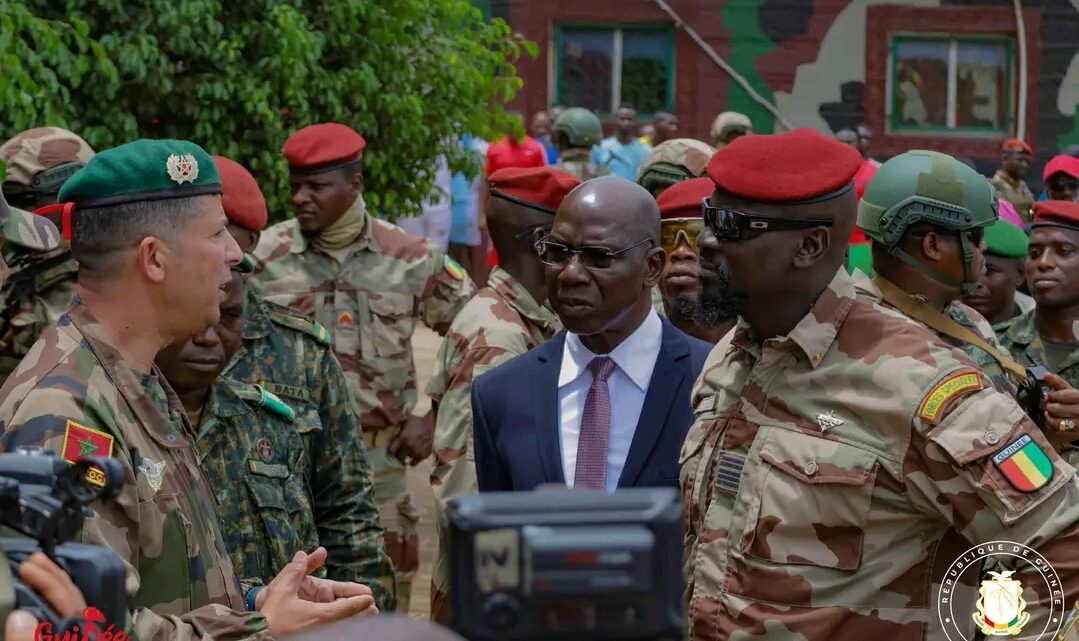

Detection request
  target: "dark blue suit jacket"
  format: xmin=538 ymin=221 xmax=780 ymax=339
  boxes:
xmin=471 ymin=319 xmax=712 ymax=492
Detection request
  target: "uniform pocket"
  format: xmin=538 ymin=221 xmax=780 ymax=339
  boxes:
xmin=135 ymin=493 xmax=193 ymax=610
xmin=743 ymin=429 xmax=877 ymax=571
xmin=366 ymin=292 xmax=415 ymax=358
xmin=245 ymin=470 xmax=305 ymax=576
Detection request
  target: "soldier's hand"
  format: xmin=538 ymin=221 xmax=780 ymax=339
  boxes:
xmin=1043 ymin=373 xmax=1079 ymax=450
xmin=19 ymin=552 xmax=87 ymax=618
xmin=259 ymin=549 xmax=378 ymax=637
xmin=389 ymin=412 xmax=434 ymax=466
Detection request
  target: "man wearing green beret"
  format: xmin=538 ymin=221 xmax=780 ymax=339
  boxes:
xmin=961 ymin=220 xmax=1032 ymax=332
xmin=0 ymin=140 xmax=377 ymax=641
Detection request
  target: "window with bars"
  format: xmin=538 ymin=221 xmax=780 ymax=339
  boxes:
xmin=554 ymin=25 xmax=675 ymax=116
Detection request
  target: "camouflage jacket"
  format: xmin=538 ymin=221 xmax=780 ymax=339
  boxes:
xmin=0 ymin=301 xmax=268 ymax=641
xmin=251 ymin=211 xmax=474 ymax=431
xmin=990 ymin=169 xmax=1035 ymax=222
xmin=194 ymin=375 xmax=320 ymax=588
xmin=856 ymin=276 xmax=1015 ymax=394
xmin=425 ymin=267 xmax=560 ymax=621
xmin=221 ymin=288 xmax=396 ymax=610
xmin=999 ymin=310 xmax=1079 ymax=389
xmin=553 ymin=151 xmax=611 ymax=182
xmin=0 ymin=245 xmax=77 ymax=383
xmin=682 ymin=267 xmax=1079 ymax=640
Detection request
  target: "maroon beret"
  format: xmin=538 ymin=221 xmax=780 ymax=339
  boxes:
xmin=1033 ymin=199 xmax=1079 ymax=230
xmin=283 ymin=123 xmax=366 ymax=175
xmin=1044 ymin=155 xmax=1079 ymax=183
xmin=488 ymin=167 xmax=582 ymax=214
xmin=706 ymin=127 xmax=862 ymax=204
xmin=213 ymin=156 xmax=267 ymax=232
xmin=656 ymin=177 xmax=713 ymax=220
xmin=1002 ymin=138 xmax=1033 ymax=155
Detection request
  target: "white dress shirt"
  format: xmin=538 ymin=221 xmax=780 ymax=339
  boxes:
xmin=557 ymin=309 xmax=663 ymax=492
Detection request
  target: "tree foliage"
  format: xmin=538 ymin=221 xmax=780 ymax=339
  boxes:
xmin=1 ymin=0 xmax=536 ymax=220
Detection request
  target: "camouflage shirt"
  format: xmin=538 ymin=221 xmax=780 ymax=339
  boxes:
xmin=999 ymin=310 xmax=1079 ymax=388
xmin=251 ymin=211 xmax=475 ymax=431
xmin=193 ymin=375 xmax=320 ymax=588
xmin=0 ymin=301 xmax=268 ymax=641
xmin=990 ymin=169 xmax=1036 ymax=222
xmin=425 ymin=267 xmax=560 ymax=621
xmin=682 ymin=268 xmax=1079 ymax=640
xmin=221 ymin=288 xmax=396 ymax=610
xmin=553 ymin=150 xmax=611 ymax=182
xmin=0 ymin=245 xmax=77 ymax=382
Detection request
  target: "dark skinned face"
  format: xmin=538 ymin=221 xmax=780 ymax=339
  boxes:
xmin=615 ymin=108 xmax=638 ymax=137
xmin=530 ymin=112 xmax=551 ymax=139
xmin=1027 ymin=226 xmax=1079 ymax=309
xmin=227 ymin=222 xmax=260 ymax=254
xmin=962 ymin=253 xmax=1023 ymax=322
xmin=289 ymin=168 xmax=362 ymax=234
xmin=1001 ymin=151 xmax=1031 ymax=181
xmin=156 ymin=272 xmax=246 ymax=395
xmin=1048 ymin=174 xmax=1079 ymax=202
xmin=545 ymin=193 xmax=664 ymax=336
xmin=654 ymin=115 xmax=679 ymax=143
xmin=660 ymin=233 xmax=700 ymax=312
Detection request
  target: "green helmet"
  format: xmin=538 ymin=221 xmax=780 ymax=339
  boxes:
xmin=553 ymin=108 xmax=603 ymax=149
xmin=858 ymin=150 xmax=998 ymax=294
xmin=637 ymin=138 xmax=716 ymax=197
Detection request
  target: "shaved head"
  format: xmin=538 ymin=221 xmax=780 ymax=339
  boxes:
xmin=560 ymin=176 xmax=661 ymax=247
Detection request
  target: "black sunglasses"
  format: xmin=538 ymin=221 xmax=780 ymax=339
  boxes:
xmin=535 ymin=236 xmax=653 ymax=270
xmin=701 ymin=197 xmax=834 ymax=241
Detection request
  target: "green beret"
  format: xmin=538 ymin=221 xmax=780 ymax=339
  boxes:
xmin=848 ymin=243 xmax=874 ymax=277
xmin=58 ymin=139 xmax=221 ymax=207
xmin=983 ymin=219 xmax=1029 ymax=258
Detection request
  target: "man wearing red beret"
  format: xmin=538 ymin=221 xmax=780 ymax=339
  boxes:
xmin=1044 ymin=154 xmax=1079 ymax=203
xmin=200 ymin=156 xmax=397 ymax=610
xmin=654 ymin=176 xmax=731 ymax=343
xmin=251 ymin=123 xmax=476 ymax=613
xmin=990 ymin=137 xmax=1036 ymax=221
xmin=426 ymin=166 xmax=579 ymax=623
xmin=682 ymin=128 xmax=1079 ymax=641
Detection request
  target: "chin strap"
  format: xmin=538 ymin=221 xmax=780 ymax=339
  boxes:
xmin=882 ymin=230 xmax=981 ymax=296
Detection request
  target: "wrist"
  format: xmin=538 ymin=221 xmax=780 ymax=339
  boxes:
xmin=246 ymin=585 xmax=265 ymax=611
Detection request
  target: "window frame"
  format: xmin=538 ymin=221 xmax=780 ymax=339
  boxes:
xmin=887 ymin=32 xmax=1015 ymax=137
xmin=553 ymin=23 xmax=676 ymax=118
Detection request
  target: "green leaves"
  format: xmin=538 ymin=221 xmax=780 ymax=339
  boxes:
xmin=1 ymin=0 xmax=534 ymax=221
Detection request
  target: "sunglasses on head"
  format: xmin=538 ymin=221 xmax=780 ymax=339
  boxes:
xmin=535 ymin=235 xmax=653 ymax=270
xmin=660 ymin=218 xmax=705 ymax=252
xmin=701 ymin=197 xmax=834 ymax=241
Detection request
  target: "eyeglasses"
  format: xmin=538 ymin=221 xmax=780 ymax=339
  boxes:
xmin=660 ymin=218 xmax=705 ymax=252
xmin=535 ymin=236 xmax=653 ymax=270
xmin=701 ymin=197 xmax=833 ymax=241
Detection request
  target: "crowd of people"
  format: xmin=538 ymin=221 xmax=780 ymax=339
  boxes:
xmin=2 ymin=99 xmax=1079 ymax=641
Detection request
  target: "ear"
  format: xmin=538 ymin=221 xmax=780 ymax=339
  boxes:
xmin=135 ymin=236 xmax=168 ymax=284
xmin=349 ymin=170 xmax=364 ymax=195
xmin=527 ymin=226 xmax=548 ymax=248
xmin=921 ymin=231 xmax=946 ymax=262
xmin=792 ymin=228 xmax=830 ymax=269
xmin=642 ymin=246 xmax=667 ymax=288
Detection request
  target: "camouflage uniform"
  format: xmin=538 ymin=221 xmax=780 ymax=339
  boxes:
xmin=0 ymin=128 xmax=91 ymax=383
xmin=552 ymin=150 xmax=610 ymax=181
xmin=221 ymin=288 xmax=396 ymax=611
xmin=1000 ymin=311 xmax=1079 ymax=388
xmin=251 ymin=203 xmax=474 ymax=612
xmin=989 ymin=169 xmax=1035 ymax=222
xmin=425 ymin=266 xmax=561 ymax=621
xmin=636 ymin=138 xmax=716 ymax=196
xmin=682 ymin=267 xmax=1079 ymax=640
xmin=0 ymin=302 xmax=269 ymax=641
xmin=0 ymin=192 xmax=62 ymax=286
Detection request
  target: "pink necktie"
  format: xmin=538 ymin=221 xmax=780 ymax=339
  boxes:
xmin=574 ymin=356 xmax=617 ymax=490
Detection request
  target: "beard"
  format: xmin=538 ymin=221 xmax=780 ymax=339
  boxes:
xmin=693 ymin=263 xmax=745 ymax=329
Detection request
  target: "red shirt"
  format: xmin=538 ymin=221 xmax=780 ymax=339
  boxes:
xmin=486 ymin=137 xmax=548 ymax=265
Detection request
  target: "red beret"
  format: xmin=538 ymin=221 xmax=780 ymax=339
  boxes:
xmin=213 ymin=156 xmax=267 ymax=232
xmin=1002 ymin=138 xmax=1033 ymax=155
xmin=283 ymin=123 xmax=366 ymax=175
xmin=1033 ymin=199 xmax=1079 ymax=230
xmin=656 ymin=177 xmax=713 ymax=220
xmin=706 ymin=127 xmax=862 ymax=204
xmin=1044 ymin=155 xmax=1079 ymax=183
xmin=488 ymin=167 xmax=581 ymax=214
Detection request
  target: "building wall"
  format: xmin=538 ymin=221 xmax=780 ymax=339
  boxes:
xmin=500 ymin=0 xmax=1079 ymax=183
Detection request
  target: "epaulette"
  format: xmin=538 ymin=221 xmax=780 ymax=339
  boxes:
xmin=264 ymin=301 xmax=333 ymax=347
xmin=235 ymin=383 xmax=296 ymax=422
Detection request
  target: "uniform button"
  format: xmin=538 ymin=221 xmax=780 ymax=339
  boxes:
xmin=985 ymin=431 xmax=1000 ymax=445
xmin=803 ymin=460 xmax=818 ymax=476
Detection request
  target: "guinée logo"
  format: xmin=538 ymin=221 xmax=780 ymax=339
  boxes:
xmin=34 ymin=607 xmax=129 ymax=641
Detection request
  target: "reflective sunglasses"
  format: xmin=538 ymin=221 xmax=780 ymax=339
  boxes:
xmin=701 ymin=197 xmax=833 ymax=241
xmin=535 ymin=236 xmax=653 ymax=270
xmin=660 ymin=218 xmax=705 ymax=252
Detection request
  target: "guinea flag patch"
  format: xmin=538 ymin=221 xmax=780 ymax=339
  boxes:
xmin=919 ymin=370 xmax=983 ymax=424
xmin=992 ymin=434 xmax=1053 ymax=492
xmin=61 ymin=420 xmax=114 ymax=465
xmin=444 ymin=255 xmax=465 ymax=281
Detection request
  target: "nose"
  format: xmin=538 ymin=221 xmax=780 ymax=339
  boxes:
xmin=555 ymin=255 xmax=591 ymax=287
xmin=190 ymin=325 xmax=221 ymax=348
xmin=291 ymin=185 xmax=311 ymax=207
xmin=223 ymin=228 xmax=243 ymax=266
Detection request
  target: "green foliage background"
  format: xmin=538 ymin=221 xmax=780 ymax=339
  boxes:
xmin=1 ymin=0 xmax=535 ymax=221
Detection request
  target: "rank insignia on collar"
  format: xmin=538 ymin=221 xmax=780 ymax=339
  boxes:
xmin=166 ymin=154 xmax=199 ymax=184
xmin=815 ymin=411 xmax=844 ymax=432
xmin=139 ymin=458 xmax=166 ymax=492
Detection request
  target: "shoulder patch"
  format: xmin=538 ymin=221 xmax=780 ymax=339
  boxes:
xmin=919 ymin=370 xmax=983 ymax=424
xmin=265 ymin=302 xmax=333 ymax=347
xmin=992 ymin=434 xmax=1053 ymax=492
xmin=256 ymin=386 xmax=296 ymax=422
xmin=444 ymin=255 xmax=465 ymax=281
xmin=61 ymin=420 xmax=114 ymax=468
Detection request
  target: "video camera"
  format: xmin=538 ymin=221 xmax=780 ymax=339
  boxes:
xmin=447 ymin=488 xmax=684 ymax=641
xmin=0 ymin=449 xmax=127 ymax=636
xmin=1017 ymin=366 xmax=1051 ymax=429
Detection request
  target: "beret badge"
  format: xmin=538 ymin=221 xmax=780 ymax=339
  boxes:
xmin=166 ymin=154 xmax=200 ymax=184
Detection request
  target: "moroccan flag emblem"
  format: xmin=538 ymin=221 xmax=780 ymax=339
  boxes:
xmin=61 ymin=420 xmax=114 ymax=465
xmin=992 ymin=434 xmax=1053 ymax=492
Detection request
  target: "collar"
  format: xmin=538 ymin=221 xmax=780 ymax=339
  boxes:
xmin=558 ymin=308 xmax=663 ymax=391
xmin=487 ymin=267 xmax=559 ymax=332
xmin=241 ymin=287 xmax=274 ymax=340
xmin=1003 ymin=309 xmax=1037 ymax=346
xmin=205 ymin=377 xmax=257 ymax=421
xmin=770 ymin=267 xmax=856 ymax=368
xmin=288 ymin=197 xmax=375 ymax=255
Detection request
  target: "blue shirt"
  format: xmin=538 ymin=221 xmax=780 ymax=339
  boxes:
xmin=591 ymin=137 xmax=651 ymax=182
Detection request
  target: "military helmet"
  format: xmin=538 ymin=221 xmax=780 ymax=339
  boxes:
xmin=637 ymin=138 xmax=716 ymax=197
xmin=552 ymin=108 xmax=603 ymax=149
xmin=1 ymin=127 xmax=95 ymax=210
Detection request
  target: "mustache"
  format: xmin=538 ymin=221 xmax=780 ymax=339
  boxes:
xmin=693 ymin=262 xmax=744 ymax=329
